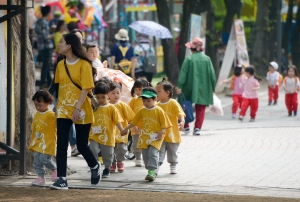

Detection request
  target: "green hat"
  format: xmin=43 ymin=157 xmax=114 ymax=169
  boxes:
xmin=139 ymin=90 xmax=157 ymax=98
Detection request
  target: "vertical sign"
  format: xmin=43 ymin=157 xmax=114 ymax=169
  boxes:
xmin=0 ymin=10 xmax=7 ymax=147
xmin=186 ymin=14 xmax=202 ymax=56
xmin=234 ymin=19 xmax=249 ymax=66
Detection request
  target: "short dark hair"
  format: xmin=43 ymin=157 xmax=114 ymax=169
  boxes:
xmin=55 ymin=20 xmax=65 ymax=33
xmin=32 ymin=89 xmax=54 ymax=104
xmin=86 ymin=42 xmax=100 ymax=51
xmin=234 ymin=65 xmax=244 ymax=77
xmin=95 ymin=77 xmax=112 ymax=86
xmin=131 ymin=77 xmax=151 ymax=97
xmin=94 ymin=82 xmax=110 ymax=95
xmin=67 ymin=22 xmax=79 ymax=32
xmin=109 ymin=82 xmax=122 ymax=91
xmin=41 ymin=6 xmax=51 ymax=17
xmin=157 ymin=77 xmax=175 ymax=98
xmin=245 ymin=65 xmax=261 ymax=82
xmin=141 ymin=87 xmax=157 ymax=100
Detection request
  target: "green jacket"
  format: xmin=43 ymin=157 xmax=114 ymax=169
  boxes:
xmin=178 ymin=52 xmax=216 ymax=105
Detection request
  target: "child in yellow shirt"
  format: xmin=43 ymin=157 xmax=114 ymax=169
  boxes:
xmin=156 ymin=79 xmax=185 ymax=174
xmin=128 ymin=78 xmax=149 ymax=166
xmin=90 ymin=82 xmax=124 ymax=178
xmin=122 ymin=87 xmax=172 ymax=181
xmin=29 ymin=90 xmax=57 ymax=186
xmin=108 ymin=82 xmax=135 ymax=173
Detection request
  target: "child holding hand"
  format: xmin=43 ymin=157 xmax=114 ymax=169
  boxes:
xmin=121 ymin=87 xmax=172 ymax=181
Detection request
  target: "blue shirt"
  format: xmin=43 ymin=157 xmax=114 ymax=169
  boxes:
xmin=110 ymin=41 xmax=134 ymax=63
xmin=35 ymin=17 xmax=54 ymax=50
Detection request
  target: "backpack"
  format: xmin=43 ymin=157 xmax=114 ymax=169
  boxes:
xmin=115 ymin=43 xmax=132 ymax=75
xmin=139 ymin=44 xmax=157 ymax=74
xmin=283 ymin=76 xmax=299 ymax=91
xmin=229 ymin=75 xmax=236 ymax=90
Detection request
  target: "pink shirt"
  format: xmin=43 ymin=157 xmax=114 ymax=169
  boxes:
xmin=242 ymin=76 xmax=260 ymax=99
xmin=233 ymin=76 xmax=246 ymax=95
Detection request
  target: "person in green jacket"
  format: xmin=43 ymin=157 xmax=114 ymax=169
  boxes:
xmin=177 ymin=37 xmax=216 ymax=136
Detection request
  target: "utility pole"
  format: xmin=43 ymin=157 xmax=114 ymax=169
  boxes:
xmin=276 ymin=0 xmax=282 ymax=64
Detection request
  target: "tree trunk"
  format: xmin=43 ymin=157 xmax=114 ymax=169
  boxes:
xmin=251 ymin=0 xmax=270 ymax=76
xmin=222 ymin=0 xmax=242 ymax=33
xmin=154 ymin=0 xmax=180 ymax=85
xmin=268 ymin=0 xmax=280 ymax=63
xmin=282 ymin=0 xmax=294 ymax=61
xmin=291 ymin=2 xmax=300 ymax=68
xmin=178 ymin=0 xmax=202 ymax=68
xmin=11 ymin=1 xmax=36 ymax=170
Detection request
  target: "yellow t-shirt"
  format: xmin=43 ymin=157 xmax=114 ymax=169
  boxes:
xmin=128 ymin=96 xmax=144 ymax=134
xmin=114 ymin=101 xmax=135 ymax=144
xmin=157 ymin=99 xmax=186 ymax=143
xmin=55 ymin=59 xmax=94 ymax=124
xmin=28 ymin=110 xmax=57 ymax=156
xmin=131 ymin=106 xmax=172 ymax=150
xmin=89 ymin=104 xmax=123 ymax=147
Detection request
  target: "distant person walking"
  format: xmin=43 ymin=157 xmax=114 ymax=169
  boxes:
xmin=177 ymin=37 xmax=216 ymax=136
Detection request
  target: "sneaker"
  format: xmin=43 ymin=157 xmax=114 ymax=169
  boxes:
xmin=183 ymin=127 xmax=190 ymax=133
xmin=102 ymin=168 xmax=110 ymax=178
xmin=110 ymin=163 xmax=116 ymax=173
xmin=294 ymin=111 xmax=297 ymax=116
xmin=90 ymin=162 xmax=101 ymax=185
xmin=232 ymin=113 xmax=236 ymax=119
xmin=170 ymin=165 xmax=177 ymax=174
xmin=71 ymin=147 xmax=80 ymax=157
xmin=193 ymin=128 xmax=201 ymax=136
xmin=145 ymin=170 xmax=156 ymax=181
xmin=273 ymin=101 xmax=277 ymax=105
xmin=288 ymin=113 xmax=292 ymax=117
xmin=249 ymin=118 xmax=255 ymax=122
xmin=117 ymin=162 xmax=124 ymax=172
xmin=268 ymin=102 xmax=272 ymax=106
xmin=32 ymin=176 xmax=45 ymax=186
xmin=135 ymin=159 xmax=143 ymax=167
xmin=51 ymin=170 xmax=57 ymax=182
xmin=238 ymin=116 xmax=243 ymax=121
xmin=50 ymin=177 xmax=68 ymax=190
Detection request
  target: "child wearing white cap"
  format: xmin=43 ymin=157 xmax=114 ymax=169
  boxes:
xmin=266 ymin=61 xmax=281 ymax=105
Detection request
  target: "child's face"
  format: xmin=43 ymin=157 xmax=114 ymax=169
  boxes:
xmin=142 ymin=98 xmax=156 ymax=109
xmin=109 ymin=88 xmax=121 ymax=104
xmin=87 ymin=47 xmax=99 ymax=61
xmin=156 ymin=84 xmax=169 ymax=102
xmin=34 ymin=100 xmax=49 ymax=113
xmin=95 ymin=94 xmax=109 ymax=106
xmin=241 ymin=67 xmax=245 ymax=74
xmin=245 ymin=72 xmax=251 ymax=78
xmin=134 ymin=87 xmax=143 ymax=96
xmin=288 ymin=68 xmax=295 ymax=77
xmin=269 ymin=66 xmax=275 ymax=72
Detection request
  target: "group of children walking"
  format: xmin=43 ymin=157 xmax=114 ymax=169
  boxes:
xmin=29 ymin=41 xmax=187 ymax=185
xmin=221 ymin=62 xmax=299 ymax=121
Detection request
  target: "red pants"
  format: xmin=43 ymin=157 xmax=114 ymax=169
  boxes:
xmin=184 ymin=104 xmax=206 ymax=129
xmin=268 ymin=85 xmax=279 ymax=102
xmin=239 ymin=98 xmax=258 ymax=119
xmin=232 ymin=94 xmax=243 ymax=114
xmin=285 ymin=93 xmax=298 ymax=113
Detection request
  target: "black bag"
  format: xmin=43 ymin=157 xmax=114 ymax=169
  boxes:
xmin=139 ymin=44 xmax=157 ymax=73
xmin=64 ymin=60 xmax=99 ymax=110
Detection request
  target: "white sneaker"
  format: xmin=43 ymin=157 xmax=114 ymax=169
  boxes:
xmin=193 ymin=128 xmax=201 ymax=136
xmin=135 ymin=160 xmax=143 ymax=167
xmin=249 ymin=118 xmax=255 ymax=122
xmin=170 ymin=165 xmax=177 ymax=174
xmin=232 ymin=113 xmax=236 ymax=119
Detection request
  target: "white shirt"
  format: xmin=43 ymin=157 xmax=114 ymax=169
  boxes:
xmin=282 ymin=77 xmax=300 ymax=94
xmin=266 ymin=71 xmax=279 ymax=86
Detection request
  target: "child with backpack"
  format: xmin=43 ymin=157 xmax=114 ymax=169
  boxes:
xmin=282 ymin=65 xmax=300 ymax=116
xmin=267 ymin=61 xmax=282 ymax=105
xmin=220 ymin=65 xmax=246 ymax=119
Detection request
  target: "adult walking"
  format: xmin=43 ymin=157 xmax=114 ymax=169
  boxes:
xmin=110 ymin=29 xmax=134 ymax=76
xmin=50 ymin=33 xmax=100 ymax=190
xmin=132 ymin=33 xmax=156 ymax=82
xmin=177 ymin=37 xmax=216 ymax=136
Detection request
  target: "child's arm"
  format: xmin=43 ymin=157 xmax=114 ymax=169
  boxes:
xmin=219 ymin=76 xmax=233 ymax=84
xmin=116 ymin=123 xmax=123 ymax=133
xmin=121 ymin=123 xmax=135 ymax=136
xmin=156 ymin=128 xmax=166 ymax=141
xmin=178 ymin=115 xmax=185 ymax=131
xmin=252 ymin=86 xmax=260 ymax=91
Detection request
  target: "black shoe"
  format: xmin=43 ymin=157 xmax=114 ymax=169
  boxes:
xmin=268 ymin=102 xmax=272 ymax=106
xmin=90 ymin=162 xmax=101 ymax=185
xmin=294 ymin=111 xmax=297 ymax=116
xmin=273 ymin=101 xmax=277 ymax=105
xmin=102 ymin=168 xmax=110 ymax=178
xmin=288 ymin=113 xmax=292 ymax=117
xmin=50 ymin=177 xmax=68 ymax=190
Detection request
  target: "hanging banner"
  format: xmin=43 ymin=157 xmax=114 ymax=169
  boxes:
xmin=0 ymin=10 xmax=7 ymax=152
xmin=186 ymin=14 xmax=202 ymax=57
xmin=216 ymin=19 xmax=249 ymax=92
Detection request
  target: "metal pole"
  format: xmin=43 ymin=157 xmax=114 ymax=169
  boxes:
xmin=276 ymin=0 xmax=282 ymax=65
xmin=6 ymin=0 xmax=12 ymax=150
xmin=19 ymin=0 xmax=27 ymax=175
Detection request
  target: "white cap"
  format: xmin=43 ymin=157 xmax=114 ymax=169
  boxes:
xmin=270 ymin=61 xmax=278 ymax=70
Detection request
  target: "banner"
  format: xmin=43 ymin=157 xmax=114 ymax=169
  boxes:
xmin=216 ymin=19 xmax=249 ymax=92
xmin=186 ymin=14 xmax=202 ymax=57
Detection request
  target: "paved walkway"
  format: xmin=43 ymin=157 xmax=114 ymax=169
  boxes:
xmin=1 ymin=85 xmax=300 ymax=198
